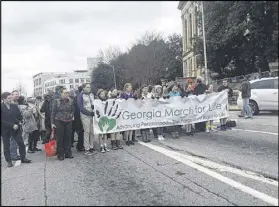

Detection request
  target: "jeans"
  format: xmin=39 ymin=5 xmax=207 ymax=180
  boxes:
xmin=10 ymin=136 xmax=19 ymax=158
xmin=2 ymin=130 xmax=26 ymax=162
xmin=243 ymin=98 xmax=253 ymax=117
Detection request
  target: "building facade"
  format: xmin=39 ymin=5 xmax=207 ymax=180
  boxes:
xmin=33 ymin=70 xmax=91 ymax=97
xmin=178 ymin=1 xmax=202 ymax=78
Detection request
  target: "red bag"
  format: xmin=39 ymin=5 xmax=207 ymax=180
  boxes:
xmin=45 ymin=129 xmax=56 ymax=157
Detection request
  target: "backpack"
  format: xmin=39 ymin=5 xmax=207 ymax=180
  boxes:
xmin=226 ymin=120 xmax=236 ymax=128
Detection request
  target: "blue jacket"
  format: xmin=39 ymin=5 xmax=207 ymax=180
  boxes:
xmin=168 ymin=91 xmax=180 ymax=97
xmin=77 ymin=92 xmax=94 ymax=116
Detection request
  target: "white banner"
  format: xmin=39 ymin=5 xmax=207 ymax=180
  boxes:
xmin=93 ymin=91 xmax=229 ymax=134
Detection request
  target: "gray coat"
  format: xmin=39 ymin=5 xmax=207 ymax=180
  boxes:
xmin=18 ymin=104 xmax=38 ymax=133
xmin=241 ymin=80 xmax=251 ymax=98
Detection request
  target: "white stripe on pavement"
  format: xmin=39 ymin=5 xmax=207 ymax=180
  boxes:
xmin=232 ymin=128 xmax=278 ymax=136
xmin=139 ymin=142 xmax=278 ymax=206
xmin=173 ymin=149 xmax=277 ymax=187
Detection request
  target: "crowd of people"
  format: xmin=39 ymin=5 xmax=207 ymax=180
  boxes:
xmin=2 ymin=76 xmax=253 ymax=167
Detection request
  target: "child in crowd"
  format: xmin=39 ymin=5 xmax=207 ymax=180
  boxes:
xmin=97 ymin=89 xmax=110 ymax=153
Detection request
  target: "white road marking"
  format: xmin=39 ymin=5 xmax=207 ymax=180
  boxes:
xmin=171 ymin=148 xmax=278 ymax=187
xmin=232 ymin=128 xmax=278 ymax=136
xmin=139 ymin=142 xmax=278 ymax=206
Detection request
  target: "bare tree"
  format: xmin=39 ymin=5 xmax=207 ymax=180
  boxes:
xmin=98 ymin=46 xmax=122 ymax=64
xmin=14 ymin=81 xmax=26 ymax=96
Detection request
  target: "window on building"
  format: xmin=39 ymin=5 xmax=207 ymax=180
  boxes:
xmin=185 ymin=20 xmax=188 ymax=51
xmin=39 ymin=78 xmax=41 ymax=85
xmin=86 ymin=78 xmax=90 ymax=83
xmin=80 ymin=78 xmax=85 ymax=83
xmin=69 ymin=79 xmax=73 ymax=84
xmin=59 ymin=79 xmax=65 ymax=84
xmin=70 ymin=85 xmax=74 ymax=89
xmin=75 ymin=79 xmax=79 ymax=83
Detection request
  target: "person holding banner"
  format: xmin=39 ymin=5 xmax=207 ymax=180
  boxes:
xmin=109 ymin=89 xmax=123 ymax=150
xmin=184 ymin=85 xmax=194 ymax=136
xmin=120 ymin=83 xmax=136 ymax=146
xmin=96 ymin=89 xmax=110 ymax=153
xmin=151 ymin=85 xmax=166 ymax=141
xmin=140 ymin=85 xmax=152 ymax=143
xmin=168 ymin=84 xmax=181 ymax=139
xmin=77 ymin=83 xmax=96 ymax=155
xmin=205 ymin=84 xmax=218 ymax=133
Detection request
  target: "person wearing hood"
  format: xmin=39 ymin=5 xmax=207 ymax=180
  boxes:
xmin=151 ymin=85 xmax=166 ymax=141
xmin=109 ymin=89 xmax=123 ymax=150
xmin=217 ymin=80 xmax=233 ymax=130
xmin=77 ymin=83 xmax=96 ymax=155
xmin=239 ymin=77 xmax=253 ymax=119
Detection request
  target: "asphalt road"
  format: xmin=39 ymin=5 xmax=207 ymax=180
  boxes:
xmin=1 ymin=111 xmax=278 ymax=206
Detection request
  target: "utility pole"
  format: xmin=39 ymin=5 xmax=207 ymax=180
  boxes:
xmin=112 ymin=65 xmax=117 ymax=89
xmin=201 ymin=1 xmax=208 ymax=85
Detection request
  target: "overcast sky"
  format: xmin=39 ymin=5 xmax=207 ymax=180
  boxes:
xmin=2 ymin=1 xmax=182 ymax=96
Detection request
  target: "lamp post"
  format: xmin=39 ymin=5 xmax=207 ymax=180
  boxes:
xmin=201 ymin=1 xmax=208 ymax=85
xmin=112 ymin=65 xmax=117 ymax=89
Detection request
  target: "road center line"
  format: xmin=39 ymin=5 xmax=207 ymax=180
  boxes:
xmin=139 ymin=141 xmax=278 ymax=206
xmin=232 ymin=128 xmax=278 ymax=136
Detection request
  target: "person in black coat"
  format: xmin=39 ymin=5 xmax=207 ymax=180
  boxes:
xmin=40 ymin=94 xmax=53 ymax=144
xmin=1 ymin=92 xmax=31 ymax=167
xmin=71 ymin=87 xmax=85 ymax=151
xmin=193 ymin=77 xmax=208 ymax=132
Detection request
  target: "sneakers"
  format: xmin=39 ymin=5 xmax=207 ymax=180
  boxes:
xmin=116 ymin=140 xmax=123 ymax=149
xmin=129 ymin=140 xmax=135 ymax=145
xmin=104 ymin=146 xmax=110 ymax=152
xmin=85 ymin=150 xmax=94 ymax=155
xmin=245 ymin=116 xmax=253 ymax=119
xmin=100 ymin=147 xmax=105 ymax=153
xmin=21 ymin=158 xmax=31 ymax=163
xmin=11 ymin=156 xmax=21 ymax=161
xmin=206 ymin=128 xmax=210 ymax=133
xmin=28 ymin=149 xmax=35 ymax=153
xmin=34 ymin=148 xmax=42 ymax=151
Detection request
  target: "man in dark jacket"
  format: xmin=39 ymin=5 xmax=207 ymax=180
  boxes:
xmin=217 ymin=80 xmax=233 ymax=130
xmin=193 ymin=76 xmax=208 ymax=96
xmin=71 ymin=87 xmax=85 ymax=151
xmin=1 ymin=92 xmax=31 ymax=167
xmin=239 ymin=78 xmax=253 ymax=119
xmin=40 ymin=94 xmax=53 ymax=144
xmin=193 ymin=77 xmax=208 ymax=132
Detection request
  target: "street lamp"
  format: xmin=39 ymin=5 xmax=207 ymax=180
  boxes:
xmin=112 ymin=65 xmax=117 ymax=89
xmin=201 ymin=1 xmax=208 ymax=85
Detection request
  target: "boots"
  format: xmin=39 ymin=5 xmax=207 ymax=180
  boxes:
xmin=116 ymin=140 xmax=123 ymax=149
xmin=111 ymin=140 xmax=118 ymax=150
xmin=100 ymin=146 xmax=105 ymax=153
xmin=104 ymin=145 xmax=110 ymax=152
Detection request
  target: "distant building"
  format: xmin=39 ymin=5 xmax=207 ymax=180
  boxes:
xmin=33 ymin=70 xmax=91 ymax=97
xmin=178 ymin=1 xmax=202 ymax=78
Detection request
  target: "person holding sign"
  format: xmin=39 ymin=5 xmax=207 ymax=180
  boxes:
xmin=140 ymin=85 xmax=152 ymax=143
xmin=205 ymin=84 xmax=218 ymax=133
